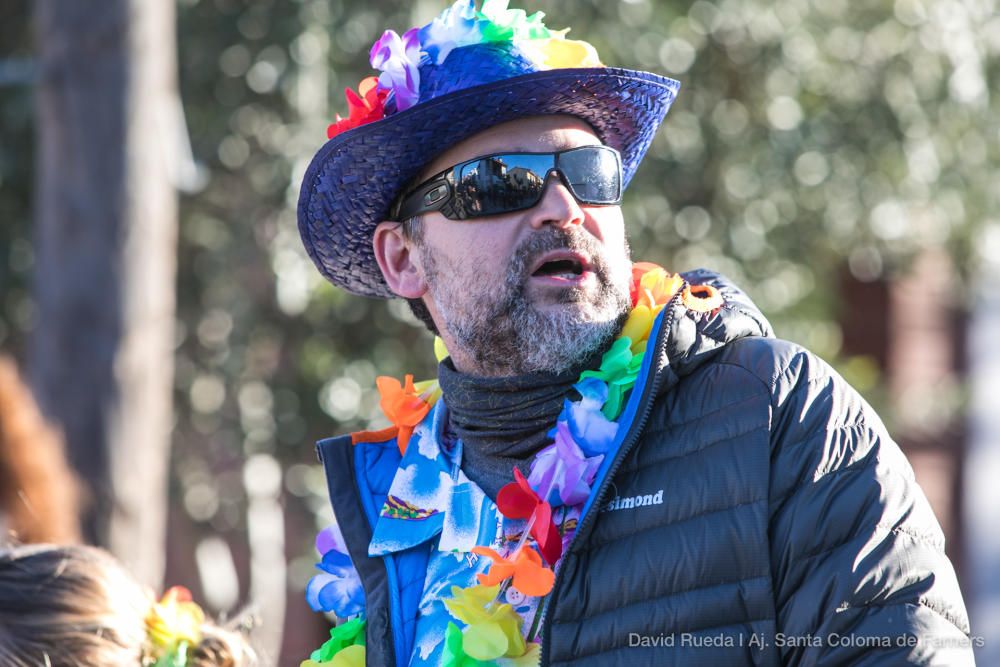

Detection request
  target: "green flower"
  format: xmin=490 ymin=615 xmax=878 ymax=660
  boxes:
xmin=310 ymin=617 xmax=366 ymax=662
xmin=442 ymin=622 xmax=499 ymax=667
xmin=579 ymin=337 xmax=645 ymax=420
xmin=477 ymin=0 xmax=550 ymax=43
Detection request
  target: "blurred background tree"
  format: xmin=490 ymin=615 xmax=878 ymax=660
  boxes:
xmin=2 ymin=0 xmax=998 ymax=664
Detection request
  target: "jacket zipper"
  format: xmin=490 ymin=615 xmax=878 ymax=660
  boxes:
xmin=539 ymin=284 xmax=685 ymax=664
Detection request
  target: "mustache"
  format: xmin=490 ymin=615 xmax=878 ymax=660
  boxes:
xmin=507 ymin=228 xmax=609 ymax=282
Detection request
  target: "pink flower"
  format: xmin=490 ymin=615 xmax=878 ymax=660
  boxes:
xmin=370 ymin=28 xmax=422 ymax=112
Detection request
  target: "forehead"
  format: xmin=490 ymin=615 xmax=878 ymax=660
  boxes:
xmin=419 ymin=114 xmax=603 ymax=178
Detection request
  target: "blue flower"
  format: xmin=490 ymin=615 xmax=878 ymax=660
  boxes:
xmin=306 ymin=549 xmax=365 ymax=617
xmin=306 ymin=522 xmax=365 ymax=617
xmin=419 ymin=0 xmax=484 ymax=65
xmin=549 ymin=377 xmax=619 ymax=457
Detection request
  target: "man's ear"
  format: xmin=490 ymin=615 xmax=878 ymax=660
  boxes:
xmin=372 ymin=221 xmax=427 ymax=299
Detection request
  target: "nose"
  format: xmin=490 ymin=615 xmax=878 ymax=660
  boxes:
xmin=526 ymin=173 xmax=585 ymax=230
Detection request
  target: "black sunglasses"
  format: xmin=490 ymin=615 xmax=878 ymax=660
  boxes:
xmin=391 ymin=145 xmax=623 ymax=221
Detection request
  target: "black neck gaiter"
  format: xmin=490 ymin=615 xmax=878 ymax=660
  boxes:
xmin=437 ymin=353 xmax=600 ymax=500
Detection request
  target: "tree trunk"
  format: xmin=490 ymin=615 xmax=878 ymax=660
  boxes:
xmin=32 ymin=0 xmax=178 ymax=589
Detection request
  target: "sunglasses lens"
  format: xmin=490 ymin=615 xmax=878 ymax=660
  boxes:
xmin=397 ymin=147 xmax=623 ymax=221
xmin=558 ymin=147 xmax=621 ymax=203
xmin=457 ymin=154 xmax=551 ymax=217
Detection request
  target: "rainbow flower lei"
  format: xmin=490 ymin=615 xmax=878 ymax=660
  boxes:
xmin=303 ymin=264 xmax=723 ymax=666
xmin=326 ymin=0 xmax=603 ymax=139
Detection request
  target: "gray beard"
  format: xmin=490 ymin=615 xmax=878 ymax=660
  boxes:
xmin=422 ymin=228 xmax=632 ymax=377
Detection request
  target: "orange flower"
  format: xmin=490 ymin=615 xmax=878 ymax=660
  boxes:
xmin=472 ymin=546 xmax=555 ymax=597
xmin=375 ymin=374 xmax=430 ymax=455
xmin=631 ymin=263 xmax=683 ymax=310
xmin=327 ymin=77 xmax=388 ymax=140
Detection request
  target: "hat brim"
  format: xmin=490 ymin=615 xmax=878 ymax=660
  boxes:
xmin=297 ymin=66 xmax=680 ymax=298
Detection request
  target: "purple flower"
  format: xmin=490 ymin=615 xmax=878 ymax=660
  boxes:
xmin=315 ymin=522 xmax=348 ymax=556
xmin=306 ymin=522 xmax=365 ymax=617
xmin=529 ymin=422 xmax=603 ymax=507
xmin=551 ymin=377 xmax=619 ymax=457
xmin=370 ymin=28 xmax=422 ymax=112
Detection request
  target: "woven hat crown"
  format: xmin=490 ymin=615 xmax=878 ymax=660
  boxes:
xmin=407 ymin=42 xmax=540 ymax=109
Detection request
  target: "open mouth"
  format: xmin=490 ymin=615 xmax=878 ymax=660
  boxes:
xmin=530 ymin=252 xmax=591 ymax=281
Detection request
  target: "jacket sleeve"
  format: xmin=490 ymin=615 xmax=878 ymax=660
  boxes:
xmin=764 ymin=341 xmax=974 ymax=666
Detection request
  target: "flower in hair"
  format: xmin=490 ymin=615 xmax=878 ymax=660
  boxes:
xmin=370 ymin=28 xmax=422 ymax=111
xmin=145 ymin=586 xmax=205 ymax=665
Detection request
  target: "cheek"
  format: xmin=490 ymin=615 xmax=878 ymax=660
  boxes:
xmin=425 ymin=222 xmax=518 ymax=274
xmin=587 ymin=207 xmax=626 ymax=247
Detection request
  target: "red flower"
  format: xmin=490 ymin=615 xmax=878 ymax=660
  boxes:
xmin=496 ymin=469 xmax=562 ymax=564
xmin=327 ymin=76 xmax=388 ymax=140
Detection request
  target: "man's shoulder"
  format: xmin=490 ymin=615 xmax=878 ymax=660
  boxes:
xmin=696 ymin=335 xmax=836 ymax=398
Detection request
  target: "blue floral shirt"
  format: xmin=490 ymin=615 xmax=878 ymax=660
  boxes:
xmin=367 ymin=400 xmax=580 ymax=666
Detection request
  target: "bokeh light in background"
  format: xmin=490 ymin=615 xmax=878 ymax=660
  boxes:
xmin=1 ymin=0 xmax=997 ymax=662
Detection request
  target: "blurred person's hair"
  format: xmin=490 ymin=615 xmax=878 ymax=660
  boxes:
xmin=0 ymin=356 xmax=81 ymax=543
xmin=0 ymin=543 xmax=256 ymax=667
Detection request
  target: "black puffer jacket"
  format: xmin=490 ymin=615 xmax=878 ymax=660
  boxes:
xmin=319 ymin=269 xmax=973 ymax=666
xmin=540 ymin=269 xmax=972 ymax=665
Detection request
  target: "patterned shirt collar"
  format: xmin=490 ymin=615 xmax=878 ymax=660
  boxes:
xmin=368 ymin=399 xmax=490 ymax=556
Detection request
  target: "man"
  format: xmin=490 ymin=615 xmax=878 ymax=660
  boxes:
xmin=297 ymin=2 xmax=973 ymax=665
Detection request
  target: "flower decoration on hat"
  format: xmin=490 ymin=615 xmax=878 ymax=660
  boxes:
xmin=325 ymin=0 xmax=605 ymax=139
xmin=326 ymin=77 xmax=388 ymax=140
xmin=144 ymin=586 xmax=205 ymax=666
xmin=370 ymin=28 xmax=421 ymax=112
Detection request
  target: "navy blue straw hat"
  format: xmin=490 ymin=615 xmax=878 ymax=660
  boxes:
xmin=297 ymin=2 xmax=680 ymax=298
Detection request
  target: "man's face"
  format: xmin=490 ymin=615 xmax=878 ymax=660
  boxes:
xmin=383 ymin=115 xmax=633 ymax=376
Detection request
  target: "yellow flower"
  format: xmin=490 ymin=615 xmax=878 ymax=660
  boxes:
xmin=444 ymin=585 xmax=526 ymax=658
xmin=637 ymin=267 xmax=683 ymax=309
xmin=520 ymin=31 xmax=602 ymax=69
xmin=434 ymin=336 xmax=450 ymax=362
xmin=498 ymin=642 xmax=541 ymax=666
xmin=145 ymin=586 xmax=204 ymax=653
xmin=620 ymin=305 xmax=654 ymax=355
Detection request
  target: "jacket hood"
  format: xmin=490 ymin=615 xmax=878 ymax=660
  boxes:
xmin=662 ymin=269 xmax=773 ymax=383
